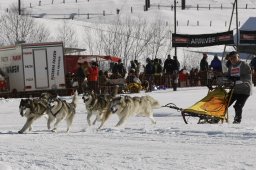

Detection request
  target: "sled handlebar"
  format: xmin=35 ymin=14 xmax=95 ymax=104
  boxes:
xmin=162 ymin=103 xmax=183 ymax=112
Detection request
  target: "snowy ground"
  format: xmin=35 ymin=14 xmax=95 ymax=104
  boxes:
xmin=0 ymin=0 xmax=256 ymax=169
xmin=1 ymin=86 xmax=256 ymax=170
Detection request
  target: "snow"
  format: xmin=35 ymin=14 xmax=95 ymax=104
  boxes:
xmin=1 ymin=0 xmax=256 ymax=169
xmin=1 ymin=87 xmax=256 ymax=170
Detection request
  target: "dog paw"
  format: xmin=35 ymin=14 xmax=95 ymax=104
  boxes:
xmin=51 ymin=129 xmax=57 ymax=133
xmin=18 ymin=131 xmax=23 ymax=134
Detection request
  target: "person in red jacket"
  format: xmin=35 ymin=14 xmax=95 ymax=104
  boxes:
xmin=87 ymin=61 xmax=99 ymax=93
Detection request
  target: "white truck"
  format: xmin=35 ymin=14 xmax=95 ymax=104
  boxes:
xmin=0 ymin=42 xmax=66 ymax=97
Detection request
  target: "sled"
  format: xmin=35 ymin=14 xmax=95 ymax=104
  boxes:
xmin=163 ymin=76 xmax=235 ymax=124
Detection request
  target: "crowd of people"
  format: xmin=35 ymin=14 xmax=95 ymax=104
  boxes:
xmin=68 ymin=52 xmax=256 ymax=96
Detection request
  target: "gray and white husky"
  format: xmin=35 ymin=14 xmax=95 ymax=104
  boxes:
xmin=18 ymin=92 xmax=54 ymax=133
xmin=101 ymin=95 xmax=160 ymax=128
xmin=82 ymin=86 xmax=118 ymax=127
xmin=19 ymin=91 xmax=78 ymax=133
xmin=47 ymin=91 xmax=78 ymax=132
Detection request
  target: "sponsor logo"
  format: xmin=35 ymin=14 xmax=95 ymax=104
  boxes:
xmin=6 ymin=65 xmax=19 ymax=73
xmin=12 ymin=55 xmax=21 ymax=61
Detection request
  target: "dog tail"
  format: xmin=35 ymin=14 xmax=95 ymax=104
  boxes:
xmin=146 ymin=96 xmax=160 ymax=109
xmin=71 ymin=90 xmax=78 ymax=107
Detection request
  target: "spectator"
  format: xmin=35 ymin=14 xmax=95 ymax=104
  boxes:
xmin=171 ymin=56 xmax=180 ymax=91
xmin=227 ymin=51 xmax=253 ymax=124
xmin=126 ymin=69 xmax=142 ymax=93
xmin=87 ymin=61 xmax=99 ymax=93
xmin=194 ymin=68 xmax=200 ymax=86
xmin=200 ymin=53 xmax=209 ymax=71
xmin=179 ymin=69 xmax=187 ymax=87
xmin=76 ymin=63 xmax=86 ymax=94
xmin=249 ymin=56 xmax=256 ymax=86
xmin=153 ymin=58 xmax=162 ymax=87
xmin=144 ymin=58 xmax=154 ymax=92
xmin=250 ymin=55 xmax=256 ymax=72
xmin=189 ymin=68 xmax=196 ymax=86
xmin=112 ymin=63 xmax=119 ymax=75
xmin=129 ymin=60 xmax=137 ymax=71
xmin=200 ymin=53 xmax=209 ymax=86
xmin=98 ymin=70 xmax=109 ymax=94
xmin=134 ymin=60 xmax=141 ymax=77
xmin=163 ymin=54 xmax=173 ymax=88
xmin=210 ymin=54 xmax=222 ymax=73
xmin=116 ymin=60 xmax=126 ymax=78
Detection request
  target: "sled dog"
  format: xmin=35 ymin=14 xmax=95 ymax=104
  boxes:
xmin=18 ymin=92 xmax=54 ymax=134
xmin=103 ymin=95 xmax=160 ymax=127
xmin=47 ymin=91 xmax=78 ymax=132
xmin=82 ymin=86 xmax=118 ymax=127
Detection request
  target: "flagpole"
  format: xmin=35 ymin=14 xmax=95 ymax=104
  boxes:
xmin=174 ymin=0 xmax=177 ymax=56
xmin=18 ymin=0 xmax=21 ymax=15
xmin=235 ymin=0 xmax=239 ymax=52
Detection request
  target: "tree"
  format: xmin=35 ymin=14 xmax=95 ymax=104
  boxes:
xmin=181 ymin=51 xmax=202 ymax=70
xmin=82 ymin=15 xmax=172 ymax=67
xmin=147 ymin=19 xmax=170 ymax=59
xmin=56 ymin=20 xmax=78 ymax=52
xmin=0 ymin=4 xmax=50 ymax=45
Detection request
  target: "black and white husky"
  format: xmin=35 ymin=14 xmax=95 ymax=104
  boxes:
xmin=82 ymin=86 xmax=119 ymax=128
xmin=47 ymin=91 xmax=78 ymax=132
xmin=18 ymin=92 xmax=54 ymax=133
xmin=19 ymin=91 xmax=78 ymax=133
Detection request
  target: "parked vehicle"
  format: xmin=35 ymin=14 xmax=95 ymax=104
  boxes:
xmin=0 ymin=42 xmax=66 ymax=98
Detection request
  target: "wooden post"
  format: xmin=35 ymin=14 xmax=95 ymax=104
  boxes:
xmin=209 ymin=4 xmax=210 ymax=10
xmin=197 ymin=21 xmax=199 ymax=26
xmin=210 ymin=21 xmax=212 ymax=27
xmin=87 ymin=13 xmax=89 ymax=19
xmin=197 ymin=4 xmax=199 ymax=10
xmin=39 ymin=1 xmax=41 ymax=6
xmin=52 ymin=0 xmax=54 ymax=4
xmin=131 ymin=7 xmax=133 ymax=13
xmin=221 ymin=4 xmax=222 ymax=10
xmin=187 ymin=20 xmax=189 ymax=26
xmin=103 ymin=10 xmax=105 ymax=16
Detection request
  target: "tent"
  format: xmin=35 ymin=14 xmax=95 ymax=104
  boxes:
xmin=64 ymin=55 xmax=121 ymax=74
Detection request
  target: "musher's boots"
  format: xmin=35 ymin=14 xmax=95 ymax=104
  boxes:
xmin=233 ymin=116 xmax=241 ymax=124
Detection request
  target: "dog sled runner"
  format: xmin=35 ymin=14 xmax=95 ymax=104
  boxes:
xmin=163 ymin=77 xmax=235 ymax=124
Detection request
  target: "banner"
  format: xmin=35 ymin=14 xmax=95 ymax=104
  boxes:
xmin=240 ymin=30 xmax=256 ymax=44
xmin=172 ymin=31 xmax=234 ymax=47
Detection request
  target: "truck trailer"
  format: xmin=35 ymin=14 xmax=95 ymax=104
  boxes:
xmin=0 ymin=42 xmax=66 ymax=97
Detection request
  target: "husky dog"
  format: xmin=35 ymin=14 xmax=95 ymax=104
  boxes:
xmin=18 ymin=92 xmax=54 ymax=134
xmin=82 ymin=86 xmax=118 ymax=127
xmin=47 ymin=91 xmax=78 ymax=132
xmin=102 ymin=95 xmax=160 ymax=127
xmin=82 ymin=91 xmax=113 ymax=127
